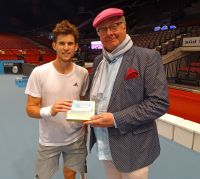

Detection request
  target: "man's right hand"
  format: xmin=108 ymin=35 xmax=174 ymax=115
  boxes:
xmin=51 ymin=100 xmax=72 ymax=116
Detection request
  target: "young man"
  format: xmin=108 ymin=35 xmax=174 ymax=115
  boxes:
xmin=25 ymin=20 xmax=89 ymax=179
xmin=84 ymin=8 xmax=169 ymax=179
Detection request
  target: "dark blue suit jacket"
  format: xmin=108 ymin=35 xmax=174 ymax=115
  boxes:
xmin=88 ymin=46 xmax=169 ymax=172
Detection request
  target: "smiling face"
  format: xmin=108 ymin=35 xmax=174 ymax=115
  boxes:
xmin=96 ymin=16 xmax=126 ymax=52
xmin=52 ymin=34 xmax=78 ymax=63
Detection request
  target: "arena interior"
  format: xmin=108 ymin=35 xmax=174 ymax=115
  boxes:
xmin=0 ymin=0 xmax=200 ymax=179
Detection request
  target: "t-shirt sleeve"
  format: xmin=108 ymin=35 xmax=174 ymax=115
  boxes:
xmin=25 ymin=67 xmax=42 ymax=98
xmin=81 ymin=70 xmax=89 ymax=97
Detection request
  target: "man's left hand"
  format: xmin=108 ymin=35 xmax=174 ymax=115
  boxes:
xmin=83 ymin=113 xmax=114 ymax=127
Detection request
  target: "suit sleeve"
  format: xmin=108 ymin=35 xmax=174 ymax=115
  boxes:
xmin=114 ymin=51 xmax=169 ymax=134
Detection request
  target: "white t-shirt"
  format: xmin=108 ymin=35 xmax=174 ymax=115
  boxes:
xmin=25 ymin=62 xmax=89 ymax=146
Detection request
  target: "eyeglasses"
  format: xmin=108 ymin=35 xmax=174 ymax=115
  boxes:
xmin=97 ymin=22 xmax=124 ymax=35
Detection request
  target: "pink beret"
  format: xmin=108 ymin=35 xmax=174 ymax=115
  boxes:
xmin=93 ymin=8 xmax=124 ymax=28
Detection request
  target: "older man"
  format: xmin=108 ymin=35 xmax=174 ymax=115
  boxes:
xmin=84 ymin=8 xmax=169 ymax=179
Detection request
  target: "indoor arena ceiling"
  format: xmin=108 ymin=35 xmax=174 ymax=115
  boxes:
xmin=0 ymin=0 xmax=154 ymax=32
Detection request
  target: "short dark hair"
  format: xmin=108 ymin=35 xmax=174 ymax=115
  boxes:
xmin=52 ymin=20 xmax=79 ymax=43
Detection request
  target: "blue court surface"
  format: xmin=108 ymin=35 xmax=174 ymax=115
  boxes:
xmin=0 ymin=75 xmax=200 ymax=179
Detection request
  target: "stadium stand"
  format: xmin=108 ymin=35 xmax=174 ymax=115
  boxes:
xmin=0 ymin=34 xmax=56 ymax=65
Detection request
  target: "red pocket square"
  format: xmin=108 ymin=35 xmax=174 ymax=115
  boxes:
xmin=125 ymin=68 xmax=138 ymax=80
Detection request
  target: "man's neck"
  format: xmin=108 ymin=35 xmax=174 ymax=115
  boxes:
xmin=53 ymin=59 xmax=74 ymax=74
